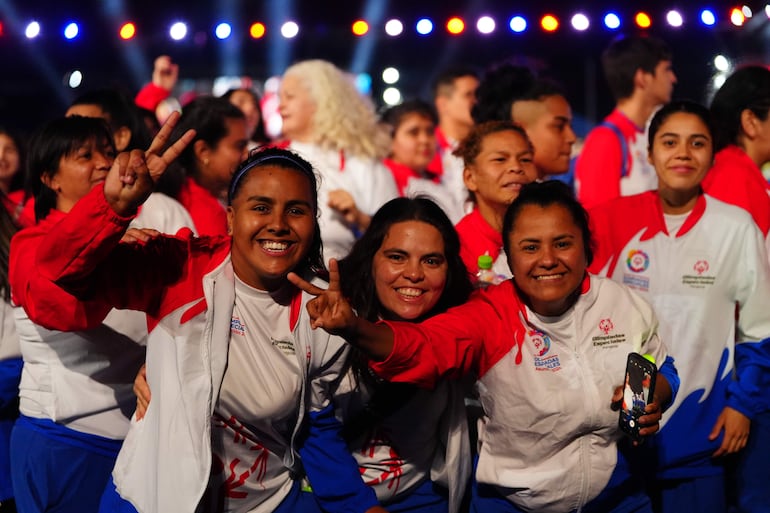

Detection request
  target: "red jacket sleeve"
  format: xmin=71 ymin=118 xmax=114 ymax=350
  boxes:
xmin=370 ymin=282 xmax=526 ymax=388
xmin=23 ymin=186 xmax=191 ymax=329
xmin=135 ymin=83 xmax=170 ymax=112
xmin=575 ymin=126 xmax=623 ymax=209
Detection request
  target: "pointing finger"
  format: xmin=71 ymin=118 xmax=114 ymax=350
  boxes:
xmin=288 ymin=272 xmax=327 ymax=296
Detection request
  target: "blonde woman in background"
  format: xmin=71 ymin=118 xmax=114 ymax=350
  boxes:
xmin=279 ymin=59 xmax=398 ymax=263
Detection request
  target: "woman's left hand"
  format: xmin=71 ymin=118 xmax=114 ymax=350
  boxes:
xmin=288 ymin=259 xmax=358 ymax=335
xmin=121 ymin=228 xmax=161 ymax=244
xmin=709 ymin=406 xmax=750 ymax=457
xmin=104 ymin=111 xmax=195 ymax=216
xmin=328 ymin=189 xmax=370 ymax=232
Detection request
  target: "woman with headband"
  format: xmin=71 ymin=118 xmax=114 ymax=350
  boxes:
xmin=32 ymin=145 xmax=385 ymax=513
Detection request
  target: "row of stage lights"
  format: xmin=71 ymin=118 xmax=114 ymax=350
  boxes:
xmin=2 ymin=6 xmax=766 ymax=42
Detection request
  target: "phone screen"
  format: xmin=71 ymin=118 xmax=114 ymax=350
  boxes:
xmin=620 ymin=355 xmax=654 ymax=436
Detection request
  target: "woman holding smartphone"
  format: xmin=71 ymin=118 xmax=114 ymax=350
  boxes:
xmin=291 ymin=180 xmax=679 ymax=513
xmin=589 ymin=100 xmax=770 ymax=513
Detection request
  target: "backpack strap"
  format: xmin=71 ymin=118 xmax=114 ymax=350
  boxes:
xmin=600 ymin=120 xmax=630 ymax=178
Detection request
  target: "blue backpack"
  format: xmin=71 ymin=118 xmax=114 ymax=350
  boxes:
xmin=600 ymin=120 xmax=630 ymax=178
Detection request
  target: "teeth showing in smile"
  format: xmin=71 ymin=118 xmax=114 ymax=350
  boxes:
xmin=396 ymin=287 xmax=424 ymax=298
xmin=536 ymin=274 xmax=563 ymax=280
xmin=261 ymin=241 xmax=289 ymax=251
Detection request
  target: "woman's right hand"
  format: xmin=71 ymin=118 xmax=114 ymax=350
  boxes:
xmin=288 ymin=259 xmax=395 ymax=360
xmin=104 ymin=110 xmax=195 ymax=216
xmin=134 ymin=363 xmax=151 ymax=421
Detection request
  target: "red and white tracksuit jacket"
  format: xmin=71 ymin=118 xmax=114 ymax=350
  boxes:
xmin=28 ymin=185 xmax=351 ymax=513
xmin=370 ymin=276 xmax=672 ymax=513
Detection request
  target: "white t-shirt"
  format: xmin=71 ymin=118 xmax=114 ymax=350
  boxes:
xmin=208 ymin=278 xmax=301 ymax=512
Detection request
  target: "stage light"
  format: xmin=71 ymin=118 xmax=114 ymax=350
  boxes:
xmin=541 ymin=15 xmax=559 ymax=32
xmin=766 ymin=5 xmax=770 ymax=18
xmin=713 ymin=74 xmax=727 ymax=89
xmin=119 ymin=22 xmax=136 ymax=40
xmin=666 ymin=10 xmax=683 ymax=27
xmin=68 ymin=70 xmax=83 ymax=88
xmin=385 ymin=19 xmax=403 ymax=36
xmin=169 ymin=21 xmax=187 ymax=40
xmin=476 ymin=16 xmax=495 ymax=34
xmin=509 ymin=16 xmax=527 ymax=33
xmin=25 ymin=21 xmax=41 ymax=39
xmin=382 ymin=67 xmax=399 ymax=84
xmin=742 ymin=5 xmax=753 ymax=17
xmin=635 ymin=12 xmax=652 ymax=28
xmin=0 ymin=21 xmax=4 ymax=37
xmin=281 ymin=21 xmax=299 ymax=38
xmin=714 ymin=54 xmax=730 ymax=72
xmin=447 ymin=17 xmax=465 ymax=35
xmin=250 ymin=22 xmax=266 ymax=39
xmin=63 ymin=22 xmax=79 ymax=40
xmin=604 ymin=12 xmax=621 ymax=29
xmin=355 ymin=73 xmax=372 ymax=94
xmin=730 ymin=8 xmax=745 ymax=26
xmin=416 ymin=18 xmax=433 ymax=35
xmin=352 ymin=20 xmax=369 ymax=36
xmin=215 ymin=22 xmax=231 ymax=40
xmin=700 ymin=9 xmax=717 ymax=26
xmin=383 ymin=87 xmax=401 ymax=106
xmin=571 ymin=13 xmax=589 ymax=31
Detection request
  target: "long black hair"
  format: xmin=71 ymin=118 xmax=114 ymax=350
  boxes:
xmin=337 ymin=197 xmax=472 ymax=425
xmin=0 ymin=197 xmax=18 ymax=301
xmin=710 ymin=66 xmax=770 ymax=152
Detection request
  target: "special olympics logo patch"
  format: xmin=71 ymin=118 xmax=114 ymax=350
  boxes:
xmin=626 ymin=249 xmax=649 ymax=273
xmin=529 ymin=328 xmax=551 ymax=357
xmin=693 ymin=260 xmax=709 ymax=275
xmin=599 ymin=318 xmax=614 ymax=335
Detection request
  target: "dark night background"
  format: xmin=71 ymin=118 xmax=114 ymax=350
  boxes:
xmin=1 ymin=0 xmax=769 ymax=136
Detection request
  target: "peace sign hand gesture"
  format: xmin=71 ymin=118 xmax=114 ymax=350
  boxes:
xmin=288 ymin=259 xmax=358 ymax=337
xmin=289 ymin=259 xmax=395 ymax=360
xmin=104 ymin=110 xmax=196 ymax=216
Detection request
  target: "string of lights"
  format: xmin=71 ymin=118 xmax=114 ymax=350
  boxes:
xmin=0 ymin=5 xmax=765 ymax=43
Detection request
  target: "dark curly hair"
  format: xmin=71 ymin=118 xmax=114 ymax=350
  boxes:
xmin=473 ymin=64 xmax=565 ymax=124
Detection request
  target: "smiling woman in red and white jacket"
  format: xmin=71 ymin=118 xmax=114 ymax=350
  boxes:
xmin=23 ymin=145 xmax=386 ymax=513
xmin=292 ymin=180 xmax=680 ymax=513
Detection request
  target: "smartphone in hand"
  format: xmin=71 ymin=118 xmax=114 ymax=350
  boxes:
xmin=619 ymin=352 xmax=657 ymax=441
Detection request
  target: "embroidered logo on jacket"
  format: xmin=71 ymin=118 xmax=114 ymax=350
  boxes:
xmin=682 ymin=258 xmax=715 ymax=288
xmin=626 ymin=249 xmax=649 ymax=273
xmin=592 ymin=318 xmax=626 ymax=347
xmin=623 ymin=249 xmax=650 ymax=291
xmin=271 ymin=338 xmax=296 ymax=356
xmin=231 ymin=316 xmax=246 ymax=336
xmin=530 ymin=328 xmax=561 ymax=371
